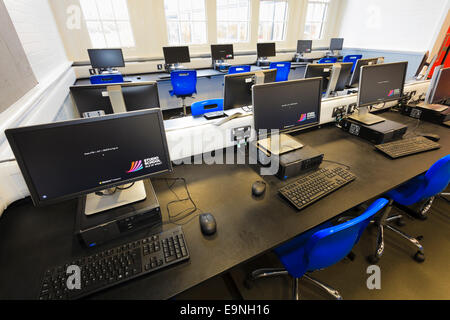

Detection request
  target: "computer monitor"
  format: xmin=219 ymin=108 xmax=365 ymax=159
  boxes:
xmin=350 ymin=61 xmax=407 ymax=125
xmin=253 ymin=78 xmax=322 ymax=134
xmin=330 ymin=38 xmax=344 ymax=51
xmin=163 ymin=46 xmax=191 ymax=65
xmin=349 ymin=57 xmax=380 ymax=87
xmin=70 ymin=82 xmax=160 ymax=116
xmin=211 ymin=44 xmax=234 ymax=60
xmin=88 ymin=49 xmax=125 ymax=70
xmin=5 ymin=109 xmax=172 ymax=208
xmin=333 ymin=62 xmax=353 ymax=92
xmin=430 ymin=67 xmax=450 ymax=104
xmin=415 ymin=51 xmax=429 ymax=78
xmin=224 ymin=69 xmax=277 ymax=110
xmin=304 ymin=64 xmax=333 ymax=93
xmin=257 ymin=43 xmax=276 ymax=58
xmin=297 ymin=40 xmax=312 ymax=54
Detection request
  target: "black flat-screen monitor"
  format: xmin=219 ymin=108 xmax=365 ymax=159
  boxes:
xmin=415 ymin=51 xmax=429 ymax=78
xmin=211 ymin=44 xmax=234 ymax=60
xmin=304 ymin=64 xmax=333 ymax=93
xmin=257 ymin=43 xmax=276 ymax=58
xmin=224 ymin=69 xmax=277 ymax=110
xmin=6 ymin=109 xmax=172 ymax=207
xmin=163 ymin=46 xmax=191 ymax=64
xmin=88 ymin=49 xmax=125 ymax=69
xmin=431 ymin=67 xmax=450 ymax=104
xmin=330 ymin=38 xmax=344 ymax=51
xmin=349 ymin=57 xmax=380 ymax=87
xmin=297 ymin=40 xmax=312 ymax=54
xmin=253 ymin=78 xmax=322 ymax=133
xmin=358 ymin=61 xmax=408 ymax=107
xmin=334 ymin=62 xmax=353 ymax=92
xmin=70 ymin=82 xmax=160 ymax=115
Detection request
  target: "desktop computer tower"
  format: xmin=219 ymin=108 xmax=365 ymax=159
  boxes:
xmin=341 ymin=118 xmax=407 ymax=144
xmin=401 ymin=105 xmax=450 ymax=124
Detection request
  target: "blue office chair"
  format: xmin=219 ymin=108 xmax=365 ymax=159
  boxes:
xmin=269 ymin=62 xmax=291 ymax=82
xmin=343 ymin=54 xmax=363 ymax=72
xmin=318 ymin=57 xmax=338 ymax=64
xmin=368 ymin=155 xmax=450 ymax=263
xmin=190 ymin=98 xmax=224 ymax=117
xmin=228 ymin=65 xmax=251 ymax=74
xmin=246 ymin=198 xmax=389 ymax=300
xmin=169 ymin=70 xmax=197 ymax=116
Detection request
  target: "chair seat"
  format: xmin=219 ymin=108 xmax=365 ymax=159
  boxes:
xmin=386 ymin=175 xmax=427 ymax=206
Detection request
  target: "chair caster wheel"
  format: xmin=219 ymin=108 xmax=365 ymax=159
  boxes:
xmin=396 ymin=218 xmax=406 ymax=227
xmin=243 ymin=278 xmax=253 ymax=290
xmin=414 ymin=251 xmax=425 ymax=263
xmin=367 ymin=255 xmax=380 ymax=264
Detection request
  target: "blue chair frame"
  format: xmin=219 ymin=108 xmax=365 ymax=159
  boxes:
xmin=169 ymin=70 xmax=197 ymax=115
xmin=368 ymin=155 xmax=450 ymax=264
xmin=190 ymin=99 xmax=224 ymax=117
xmin=318 ymin=57 xmax=338 ymax=64
xmin=269 ymin=62 xmax=291 ymax=82
xmin=343 ymin=54 xmax=363 ymax=72
xmin=228 ymin=65 xmax=251 ymax=74
xmin=247 ymin=198 xmax=389 ymax=299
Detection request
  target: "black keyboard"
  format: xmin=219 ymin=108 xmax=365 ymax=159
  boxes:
xmin=375 ymin=136 xmax=441 ymax=159
xmin=279 ymin=164 xmax=356 ymax=210
xmin=38 ymin=226 xmax=189 ymax=300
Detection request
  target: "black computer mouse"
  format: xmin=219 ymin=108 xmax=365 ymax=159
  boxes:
xmin=252 ymin=181 xmax=267 ymax=197
xmin=199 ymin=213 xmax=217 ymax=236
xmin=421 ymin=133 xmax=440 ymax=142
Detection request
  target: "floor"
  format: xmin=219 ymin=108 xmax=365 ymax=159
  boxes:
xmin=174 ymin=193 xmax=450 ymax=300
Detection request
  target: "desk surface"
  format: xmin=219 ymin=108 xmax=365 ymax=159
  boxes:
xmin=0 ymin=111 xmax=448 ymax=300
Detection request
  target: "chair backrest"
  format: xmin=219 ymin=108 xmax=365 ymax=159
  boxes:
xmin=276 ymin=198 xmax=388 ymax=277
xmin=343 ymin=54 xmax=363 ymax=72
xmin=318 ymin=57 xmax=338 ymax=64
xmin=228 ymin=65 xmax=251 ymax=74
xmin=421 ymin=155 xmax=450 ymax=199
xmin=190 ymin=98 xmax=224 ymax=117
xmin=170 ymin=70 xmax=197 ymax=96
xmin=269 ymin=62 xmax=291 ymax=82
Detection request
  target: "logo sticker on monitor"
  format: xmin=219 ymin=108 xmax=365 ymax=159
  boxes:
xmin=297 ymin=114 xmax=307 ymax=122
xmin=388 ymin=89 xmax=400 ymax=97
xmin=127 ymin=160 xmax=143 ymax=173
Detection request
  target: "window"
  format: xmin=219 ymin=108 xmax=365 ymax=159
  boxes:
xmin=164 ymin=0 xmax=207 ymax=45
xmin=79 ymin=0 xmax=135 ymax=48
xmin=304 ymin=0 xmax=330 ymax=40
xmin=217 ymin=0 xmax=251 ymax=43
xmin=258 ymin=0 xmax=288 ymax=41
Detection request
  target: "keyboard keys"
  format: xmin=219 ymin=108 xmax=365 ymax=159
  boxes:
xmin=375 ymin=136 xmax=441 ymax=158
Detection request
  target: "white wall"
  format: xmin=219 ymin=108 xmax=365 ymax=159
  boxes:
xmin=338 ymin=0 xmax=450 ymax=52
xmin=4 ymin=0 xmax=69 ymax=82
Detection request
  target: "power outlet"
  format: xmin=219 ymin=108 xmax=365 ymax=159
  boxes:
xmin=332 ymin=106 xmax=347 ymax=118
xmin=231 ymin=126 xmax=251 ymax=145
xmin=347 ymin=103 xmax=357 ymax=115
xmin=157 ymin=64 xmax=163 ymax=70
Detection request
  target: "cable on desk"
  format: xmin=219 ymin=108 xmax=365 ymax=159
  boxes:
xmin=323 ymin=159 xmax=351 ymax=170
xmin=0 ymin=159 xmax=16 ymax=164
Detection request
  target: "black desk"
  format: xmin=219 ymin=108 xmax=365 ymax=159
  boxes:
xmin=0 ymin=112 xmax=448 ymax=299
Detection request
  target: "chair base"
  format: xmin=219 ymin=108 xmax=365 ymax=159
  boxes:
xmin=245 ymin=268 xmax=342 ymax=300
xmin=368 ymin=199 xmax=425 ymax=263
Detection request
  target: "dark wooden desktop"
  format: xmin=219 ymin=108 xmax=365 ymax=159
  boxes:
xmin=0 ymin=111 xmax=448 ymax=300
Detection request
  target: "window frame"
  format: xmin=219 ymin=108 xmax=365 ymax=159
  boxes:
xmin=304 ymin=0 xmax=331 ymax=41
xmin=216 ymin=0 xmax=252 ymax=44
xmin=258 ymin=0 xmax=289 ymax=42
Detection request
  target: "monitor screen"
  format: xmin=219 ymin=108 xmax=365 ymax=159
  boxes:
xmin=297 ymin=40 xmax=312 ymax=54
xmin=211 ymin=44 xmax=234 ymax=60
xmin=257 ymin=43 xmax=276 ymax=58
xmin=6 ymin=109 xmax=172 ymax=206
xmin=163 ymin=46 xmax=191 ymax=64
xmin=224 ymin=69 xmax=277 ymax=110
xmin=88 ymin=49 xmax=125 ymax=69
xmin=253 ymin=78 xmax=322 ymax=133
xmin=70 ymin=82 xmax=160 ymax=115
xmin=349 ymin=57 xmax=380 ymax=87
xmin=334 ymin=62 xmax=353 ymax=92
xmin=304 ymin=64 xmax=333 ymax=93
xmin=432 ymin=67 xmax=450 ymax=104
xmin=330 ymin=38 xmax=344 ymax=51
xmin=358 ymin=61 xmax=408 ymax=107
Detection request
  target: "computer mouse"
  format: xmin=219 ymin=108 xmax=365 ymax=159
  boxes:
xmin=421 ymin=133 xmax=440 ymax=142
xmin=252 ymin=181 xmax=267 ymax=197
xmin=199 ymin=213 xmax=217 ymax=236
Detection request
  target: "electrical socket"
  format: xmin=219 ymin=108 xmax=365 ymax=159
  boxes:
xmin=157 ymin=64 xmax=163 ymax=70
xmin=348 ymin=103 xmax=357 ymax=115
xmin=332 ymin=105 xmax=347 ymax=118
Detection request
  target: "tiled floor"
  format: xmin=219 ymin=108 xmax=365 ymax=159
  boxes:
xmin=175 ymin=194 xmax=450 ymax=300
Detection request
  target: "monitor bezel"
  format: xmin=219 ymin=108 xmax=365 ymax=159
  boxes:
xmin=5 ymin=109 xmax=172 ymax=207
xmin=252 ymin=77 xmax=323 ymax=135
xmin=163 ymin=46 xmax=191 ymax=64
xmin=349 ymin=57 xmax=380 ymax=87
xmin=87 ymin=48 xmax=125 ymax=69
xmin=257 ymin=42 xmax=276 ymax=58
xmin=357 ymin=61 xmax=408 ymax=108
xmin=297 ymin=40 xmax=312 ymax=54
xmin=329 ymin=38 xmax=344 ymax=51
xmin=211 ymin=44 xmax=234 ymax=60
xmin=431 ymin=67 xmax=450 ymax=104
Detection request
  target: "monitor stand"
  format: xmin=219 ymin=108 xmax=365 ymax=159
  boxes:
xmin=213 ymin=60 xmax=231 ymax=72
xmin=257 ymin=57 xmax=271 ymax=67
xmin=349 ymin=106 xmax=385 ymax=126
xmin=84 ymin=180 xmax=147 ymax=216
xmin=165 ymin=63 xmax=186 ymax=73
xmin=257 ymin=133 xmax=304 ymax=156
